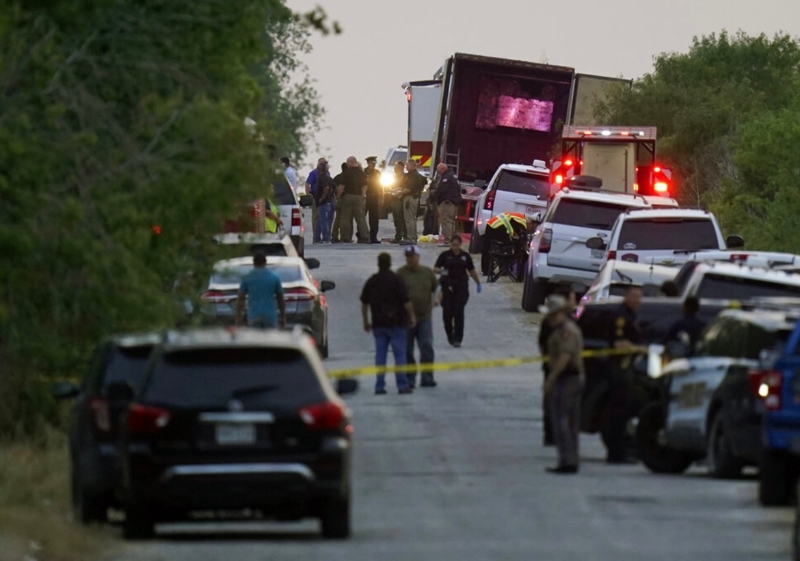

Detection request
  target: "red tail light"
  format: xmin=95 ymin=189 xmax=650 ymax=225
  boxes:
xmin=606 ymin=251 xmax=617 ymax=260
xmin=729 ymin=254 xmax=750 ymax=262
xmin=484 ymin=189 xmax=496 ymax=210
xmin=654 ymin=182 xmax=669 ymax=193
xmin=299 ymin=402 xmax=345 ymax=430
xmin=88 ymin=397 xmax=111 ymax=435
xmin=554 ymin=174 xmax=564 ymax=185
xmin=127 ymin=404 xmax=171 ymax=435
xmin=284 ymin=287 xmax=315 ymax=301
xmin=201 ymin=290 xmax=225 ymax=299
xmin=539 ymin=228 xmax=553 ymax=253
xmin=291 ymin=208 xmax=301 ymax=228
xmin=749 ymin=369 xmax=782 ymax=411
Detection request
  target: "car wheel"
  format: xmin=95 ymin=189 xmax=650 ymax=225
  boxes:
xmin=521 ymin=274 xmax=547 ymax=312
xmin=636 ymin=403 xmax=693 ymax=474
xmin=123 ymin=504 xmax=156 ymax=540
xmin=320 ymin=497 xmax=350 ymax=539
xmin=468 ymin=232 xmax=484 ymax=254
xmin=707 ymin=411 xmax=743 ymax=479
xmin=72 ymin=470 xmax=108 ymax=524
xmin=760 ymin=450 xmax=793 ymax=506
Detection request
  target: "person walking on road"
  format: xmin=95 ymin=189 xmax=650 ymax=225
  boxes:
xmin=390 ymin=161 xmax=408 ymax=243
xmin=401 ymin=160 xmax=427 ymax=245
xmin=331 ymin=162 xmax=347 ymax=243
xmin=365 ymin=156 xmax=384 ymax=244
xmin=541 ymin=294 xmax=585 ymax=474
xmin=397 ymin=245 xmax=439 ymax=388
xmin=337 ymin=156 xmax=370 ymax=244
xmin=604 ymin=284 xmax=644 ymax=464
xmin=434 ymin=163 xmax=462 ymax=246
xmin=235 ymin=253 xmax=286 ymax=329
xmin=361 ymin=253 xmax=416 ymax=395
xmin=434 ymin=235 xmax=482 ymax=347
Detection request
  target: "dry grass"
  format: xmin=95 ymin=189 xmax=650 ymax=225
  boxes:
xmin=0 ymin=431 xmax=115 ymax=561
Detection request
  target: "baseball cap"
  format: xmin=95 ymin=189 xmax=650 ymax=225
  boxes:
xmin=404 ymin=245 xmax=421 ymax=256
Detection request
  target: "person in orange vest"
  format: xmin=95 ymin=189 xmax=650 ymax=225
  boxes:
xmin=264 ymin=198 xmax=283 ymax=234
xmin=481 ymin=212 xmax=529 ymax=274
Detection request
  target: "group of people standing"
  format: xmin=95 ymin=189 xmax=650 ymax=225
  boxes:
xmin=360 ymin=238 xmax=482 ymax=394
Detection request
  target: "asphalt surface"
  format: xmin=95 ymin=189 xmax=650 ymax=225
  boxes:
xmin=114 ymin=217 xmax=794 ymax=561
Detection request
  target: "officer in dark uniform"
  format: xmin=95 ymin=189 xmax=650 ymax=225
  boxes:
xmin=364 ymin=156 xmax=383 ymax=244
xmin=603 ymin=284 xmax=644 ymax=464
xmin=433 ymin=235 xmax=482 ymax=347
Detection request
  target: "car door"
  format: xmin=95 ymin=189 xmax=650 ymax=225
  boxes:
xmin=547 ymin=199 xmax=632 ymax=272
xmin=666 ymin=317 xmax=746 ymax=452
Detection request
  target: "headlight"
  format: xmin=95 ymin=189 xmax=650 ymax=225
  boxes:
xmin=380 ymin=172 xmax=394 ymax=187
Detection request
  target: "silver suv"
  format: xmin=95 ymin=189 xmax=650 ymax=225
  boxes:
xmin=521 ymin=188 xmax=653 ymax=311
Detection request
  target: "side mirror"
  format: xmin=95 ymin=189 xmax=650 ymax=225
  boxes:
xmin=106 ymin=381 xmax=135 ymax=403
xmin=52 ymin=381 xmax=80 ymax=400
xmin=586 ymin=237 xmax=607 ymax=250
xmin=726 ymin=235 xmax=744 ymax=249
xmin=336 ymin=378 xmax=359 ymax=395
xmin=299 ymin=194 xmax=314 ymax=208
xmin=304 ymin=257 xmax=320 ymax=270
xmin=320 ymin=280 xmax=336 ymax=292
xmin=474 ymin=180 xmax=487 ymax=189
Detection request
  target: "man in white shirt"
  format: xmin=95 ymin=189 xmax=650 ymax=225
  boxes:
xmin=280 ymin=156 xmax=300 ymax=193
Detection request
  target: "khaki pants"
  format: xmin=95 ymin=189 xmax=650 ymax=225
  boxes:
xmin=438 ymin=200 xmax=457 ymax=241
xmin=339 ymin=194 xmax=369 ymax=242
xmin=551 ymin=374 xmax=584 ymax=468
xmin=403 ymin=196 xmax=420 ymax=242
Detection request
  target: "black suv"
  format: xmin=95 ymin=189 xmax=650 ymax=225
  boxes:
xmin=119 ymin=328 xmax=356 ymax=539
xmin=53 ymin=332 xmax=162 ymax=524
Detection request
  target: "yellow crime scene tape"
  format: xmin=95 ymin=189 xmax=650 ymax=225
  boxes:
xmin=326 ymin=347 xmax=647 ymax=379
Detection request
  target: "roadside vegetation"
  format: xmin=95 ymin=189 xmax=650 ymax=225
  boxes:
xmin=0 ymin=0 xmax=336 ymax=558
xmin=596 ymin=31 xmax=800 ymax=249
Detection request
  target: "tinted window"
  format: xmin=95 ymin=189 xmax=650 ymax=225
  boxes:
xmin=144 ymin=347 xmax=324 ymax=408
xmin=494 ymin=170 xmax=549 ymax=198
xmin=609 ymin=283 xmax=663 ymax=297
xmin=695 ymin=318 xmax=745 ymax=357
xmin=249 ymin=243 xmax=288 ymax=256
xmin=696 ymin=275 xmax=800 ymax=300
xmin=617 ymin=218 xmax=719 ymax=251
xmin=271 ymin=177 xmax=297 ymax=205
xmin=103 ymin=345 xmax=154 ymax=388
xmin=552 ymin=199 xmax=632 ymax=230
xmin=744 ymin=325 xmax=793 ymax=361
xmin=211 ymin=263 xmax=302 ymax=285
xmin=673 ymin=262 xmax=699 ymax=292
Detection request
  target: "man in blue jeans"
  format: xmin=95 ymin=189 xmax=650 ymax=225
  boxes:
xmin=360 ymin=252 xmax=417 ymax=395
xmin=397 ymin=245 xmax=438 ymax=388
xmin=235 ymin=253 xmax=286 ymax=329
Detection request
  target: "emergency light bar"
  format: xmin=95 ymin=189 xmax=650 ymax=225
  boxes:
xmin=562 ymin=126 xmax=657 ymax=141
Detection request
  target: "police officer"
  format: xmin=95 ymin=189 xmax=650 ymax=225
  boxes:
xmin=603 ymin=284 xmax=644 ymax=464
xmin=433 ymin=234 xmax=482 ymax=347
xmin=364 ymin=156 xmax=383 ymax=244
xmin=390 ymin=161 xmax=408 ymax=243
xmin=663 ymin=296 xmax=706 ymax=354
xmin=541 ymin=294 xmax=585 ymax=474
xmin=401 ymin=160 xmax=427 ymax=245
xmin=434 ymin=163 xmax=462 ymax=246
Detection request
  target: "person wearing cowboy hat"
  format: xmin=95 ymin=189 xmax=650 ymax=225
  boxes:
xmin=539 ymin=294 xmax=585 ymax=474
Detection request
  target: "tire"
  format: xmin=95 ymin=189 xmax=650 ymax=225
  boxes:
xmin=123 ymin=505 xmax=156 ymax=540
xmin=468 ymin=232 xmax=484 ymax=254
xmin=707 ymin=411 xmax=743 ymax=479
xmin=320 ymin=497 xmax=350 ymax=539
xmin=636 ymin=403 xmax=693 ymax=474
xmin=71 ymin=470 xmax=108 ymax=524
xmin=521 ymin=274 xmax=548 ymax=312
xmin=760 ymin=450 xmax=793 ymax=506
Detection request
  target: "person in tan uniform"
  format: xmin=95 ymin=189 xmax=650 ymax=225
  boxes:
xmin=540 ymin=294 xmax=585 ymax=474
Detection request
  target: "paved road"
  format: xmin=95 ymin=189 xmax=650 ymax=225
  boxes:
xmin=115 ymin=218 xmax=794 ymax=561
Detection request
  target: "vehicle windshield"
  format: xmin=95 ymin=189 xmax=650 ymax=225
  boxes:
xmin=144 ymin=348 xmax=324 ymax=409
xmin=617 ymin=218 xmax=719 ymax=251
xmin=696 ymin=275 xmax=800 ymax=300
xmin=495 ymin=170 xmax=549 ymax=198
xmin=388 ymin=151 xmax=407 ymax=166
xmin=551 ymin=199 xmax=634 ymax=230
xmin=103 ymin=345 xmax=154 ymax=388
xmin=211 ymin=263 xmax=302 ymax=286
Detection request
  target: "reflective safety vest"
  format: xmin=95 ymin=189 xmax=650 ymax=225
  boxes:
xmin=264 ymin=199 xmax=280 ymax=233
xmin=487 ymin=212 xmax=527 ymax=237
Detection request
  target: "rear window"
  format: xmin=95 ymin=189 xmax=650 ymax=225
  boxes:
xmin=211 ymin=263 xmax=302 ymax=285
xmin=249 ymin=243 xmax=288 ymax=256
xmin=103 ymin=346 xmax=154 ymax=388
xmin=144 ymin=347 xmax=324 ymax=408
xmin=744 ymin=326 xmax=793 ymax=362
xmin=609 ymin=283 xmax=663 ymax=297
xmin=551 ymin=199 xmax=632 ymax=230
xmin=494 ymin=170 xmax=549 ymax=198
xmin=696 ymin=275 xmax=800 ymax=300
xmin=617 ymin=218 xmax=719 ymax=251
xmin=271 ymin=177 xmax=297 ymax=205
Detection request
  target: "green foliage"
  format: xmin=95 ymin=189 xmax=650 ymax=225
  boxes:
xmin=596 ymin=31 xmax=800 ymax=248
xmin=0 ymin=1 xmax=335 ymax=435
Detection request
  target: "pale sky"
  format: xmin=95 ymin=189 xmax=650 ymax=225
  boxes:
xmin=286 ymin=0 xmax=800 ymax=173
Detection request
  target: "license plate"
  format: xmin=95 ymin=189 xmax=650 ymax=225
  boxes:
xmin=215 ymin=423 xmax=256 ymax=445
xmin=591 ymin=249 xmax=605 ymax=259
